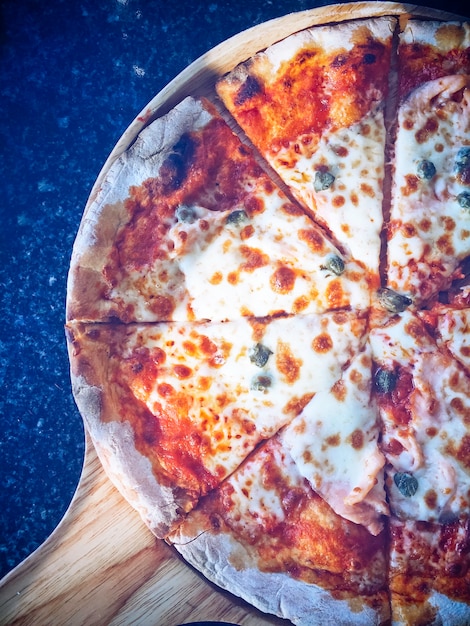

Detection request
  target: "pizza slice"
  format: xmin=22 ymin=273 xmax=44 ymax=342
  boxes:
xmin=389 ymin=517 xmax=470 ymax=625
xmin=386 ymin=21 xmax=470 ymax=306
xmin=280 ymin=341 xmax=388 ymax=536
xmin=67 ymin=96 xmax=370 ymax=325
xmin=168 ymin=434 xmax=390 ymax=626
xmin=216 ymin=17 xmax=396 ymax=276
xmin=369 ymin=310 xmax=470 ymax=524
xmin=66 ymin=311 xmax=366 ymax=536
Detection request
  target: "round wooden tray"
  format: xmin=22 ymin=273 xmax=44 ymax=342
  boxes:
xmin=0 ymin=3 xmax=465 ymax=625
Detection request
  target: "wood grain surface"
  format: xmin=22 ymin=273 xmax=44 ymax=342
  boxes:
xmin=0 ymin=4 xmax=464 ymax=625
xmin=0 ymin=433 xmax=287 ymax=626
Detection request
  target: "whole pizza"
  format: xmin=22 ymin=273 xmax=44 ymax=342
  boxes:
xmin=66 ymin=6 xmax=470 ymax=625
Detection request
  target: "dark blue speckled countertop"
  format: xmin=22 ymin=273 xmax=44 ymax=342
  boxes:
xmin=0 ymin=0 xmax=468 ymax=581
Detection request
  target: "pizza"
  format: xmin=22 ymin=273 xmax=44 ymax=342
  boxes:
xmin=66 ymin=10 xmax=470 ymax=626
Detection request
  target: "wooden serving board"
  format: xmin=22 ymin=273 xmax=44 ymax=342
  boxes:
xmin=0 ymin=4 xmax=464 ymax=625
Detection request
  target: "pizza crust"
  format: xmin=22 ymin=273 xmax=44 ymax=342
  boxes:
xmin=170 ymin=529 xmax=387 ymax=626
xmin=71 ymin=373 xmax=186 ymax=537
xmin=66 ymin=97 xmax=213 ymax=322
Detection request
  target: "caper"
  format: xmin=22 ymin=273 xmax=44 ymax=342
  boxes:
xmin=394 ymin=472 xmax=419 ymax=497
xmin=249 ymin=343 xmax=273 ymax=368
xmin=251 ymin=374 xmax=272 ymax=392
xmin=374 ymin=367 xmax=397 ymax=393
xmin=226 ymin=209 xmax=248 ymax=225
xmin=314 ymin=170 xmax=335 ymax=192
xmin=175 ymin=204 xmax=197 ymax=224
xmin=454 ymin=147 xmax=470 ymax=173
xmin=377 ymin=288 xmax=412 ymax=313
xmin=457 ymin=191 xmax=470 ymax=209
xmin=323 ymin=254 xmax=345 ymax=276
xmin=416 ymin=159 xmax=436 ymax=180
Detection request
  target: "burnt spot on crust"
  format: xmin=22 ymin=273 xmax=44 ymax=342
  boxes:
xmin=235 ymin=75 xmax=262 ymax=106
xmin=159 ymin=133 xmax=197 ymax=193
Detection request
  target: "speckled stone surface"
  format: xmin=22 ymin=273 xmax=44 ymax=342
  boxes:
xmin=0 ymin=0 xmax=468 ymax=580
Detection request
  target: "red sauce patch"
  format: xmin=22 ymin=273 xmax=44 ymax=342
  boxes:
xmin=378 ymin=367 xmax=414 ymax=427
xmin=232 ymin=37 xmax=391 ymax=157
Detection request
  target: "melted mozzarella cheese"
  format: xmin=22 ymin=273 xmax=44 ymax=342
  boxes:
xmin=370 ymin=311 xmax=470 ymax=522
xmin=272 ymin=109 xmax=385 ymax=272
xmin=281 ymin=342 xmax=388 ymax=535
xmin=222 ymin=439 xmax=300 ymax=530
xmin=127 ymin=313 xmax=366 ymax=480
xmin=387 ymin=75 xmax=470 ymax=303
xmin=172 ymin=195 xmax=371 ymax=321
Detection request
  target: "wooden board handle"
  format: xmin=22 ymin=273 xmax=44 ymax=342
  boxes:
xmin=0 ymin=433 xmax=285 ymax=625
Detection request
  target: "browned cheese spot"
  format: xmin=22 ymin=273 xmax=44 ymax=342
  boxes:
xmin=442 ymin=216 xmax=456 ymax=232
xmin=446 ymin=434 xmax=470 ymax=470
xmin=325 ymin=433 xmax=341 ymax=447
xmin=150 ymin=295 xmax=175 ymax=319
xmin=437 ymin=234 xmax=455 ymax=256
xmin=173 ymin=364 xmax=193 ymax=379
xmin=270 ymin=266 xmax=296 ymax=294
xmin=240 ymin=245 xmax=269 ymax=272
xmin=326 ymin=279 xmax=345 ymax=309
xmin=209 ymin=271 xmax=223 ymax=285
xmin=331 ymin=379 xmax=346 ymax=402
xmin=312 ymin=333 xmax=333 ymax=353
xmin=276 ymin=341 xmax=302 ymax=384
xmin=350 ymin=429 xmax=364 ymax=450
xmin=298 ymin=228 xmax=327 ymax=254
xmin=227 ymin=271 xmax=239 ymax=285
xmin=284 ymin=393 xmax=315 ymax=416
xmin=360 ymin=183 xmax=375 ymax=198
xmin=419 ymin=218 xmax=432 ymax=233
xmin=401 ymin=174 xmax=419 ymax=196
xmin=333 ymin=195 xmax=346 ymax=207
xmin=293 ymin=295 xmax=310 ymax=313
xmin=240 ymin=224 xmax=255 ymax=240
xmin=450 ymin=397 xmax=470 ymax=424
xmin=401 ymin=222 xmax=417 ymax=238
xmin=415 ymin=117 xmax=439 ymax=144
xmin=424 ymin=489 xmax=438 ymax=509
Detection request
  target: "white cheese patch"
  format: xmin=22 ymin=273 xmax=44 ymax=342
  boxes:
xmin=281 ymin=342 xmax=388 ymax=535
xmin=271 ymin=108 xmax=385 ymax=272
